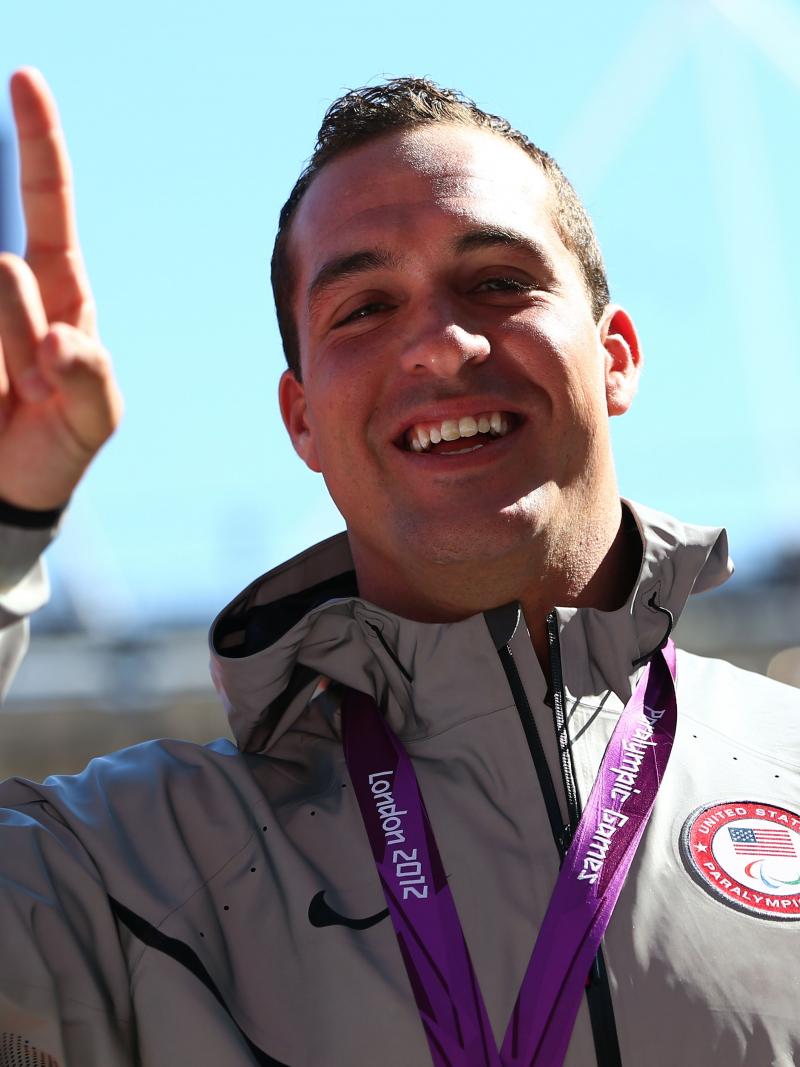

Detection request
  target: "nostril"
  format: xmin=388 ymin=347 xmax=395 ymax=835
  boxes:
xmin=401 ymin=323 xmax=491 ymax=377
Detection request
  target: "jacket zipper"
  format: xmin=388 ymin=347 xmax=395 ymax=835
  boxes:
xmin=496 ymin=615 xmax=622 ymax=1067
xmin=497 ymin=642 xmax=565 ymax=854
xmin=546 ymin=611 xmax=580 ymax=852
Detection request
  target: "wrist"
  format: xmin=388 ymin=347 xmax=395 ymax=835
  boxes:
xmin=0 ymin=497 xmax=68 ymax=530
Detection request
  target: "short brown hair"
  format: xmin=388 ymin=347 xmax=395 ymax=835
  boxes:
xmin=271 ymin=77 xmax=610 ymax=378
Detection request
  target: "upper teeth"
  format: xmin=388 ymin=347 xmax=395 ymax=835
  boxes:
xmin=406 ymin=411 xmax=511 ymax=452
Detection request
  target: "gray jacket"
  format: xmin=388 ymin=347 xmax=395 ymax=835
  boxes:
xmin=0 ymin=501 xmax=798 ymax=1067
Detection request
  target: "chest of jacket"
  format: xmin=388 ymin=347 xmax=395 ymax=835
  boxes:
xmin=110 ymin=647 xmax=800 ymax=1066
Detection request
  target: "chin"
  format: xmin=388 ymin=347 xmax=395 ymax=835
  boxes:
xmin=392 ymin=497 xmax=552 ymax=568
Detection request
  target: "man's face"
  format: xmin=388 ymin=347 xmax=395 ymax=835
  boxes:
xmin=280 ymin=125 xmax=638 ymax=600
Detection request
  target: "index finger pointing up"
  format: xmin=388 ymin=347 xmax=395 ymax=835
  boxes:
xmin=9 ymin=68 xmax=95 ymax=335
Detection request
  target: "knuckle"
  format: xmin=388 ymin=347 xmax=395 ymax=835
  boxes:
xmin=46 ymin=321 xmax=80 ymax=348
xmin=55 ymin=334 xmax=114 ymax=380
xmin=84 ymin=341 xmax=112 ymax=373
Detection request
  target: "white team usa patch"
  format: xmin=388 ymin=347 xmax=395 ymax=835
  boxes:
xmin=680 ymin=800 xmax=800 ymax=921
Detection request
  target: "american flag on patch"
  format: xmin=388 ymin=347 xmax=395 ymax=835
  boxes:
xmin=729 ymin=826 xmax=796 ymax=857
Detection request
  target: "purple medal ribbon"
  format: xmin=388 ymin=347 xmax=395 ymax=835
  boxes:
xmin=342 ymin=640 xmax=677 ymax=1067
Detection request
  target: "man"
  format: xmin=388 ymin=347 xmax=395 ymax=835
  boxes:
xmin=0 ymin=69 xmax=798 ymax=1067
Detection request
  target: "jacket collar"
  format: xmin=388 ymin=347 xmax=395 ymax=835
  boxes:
xmin=553 ymin=501 xmax=731 ymax=704
xmin=209 ymin=500 xmax=732 ymax=753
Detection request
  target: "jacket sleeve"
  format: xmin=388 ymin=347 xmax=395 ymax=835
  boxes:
xmin=0 ymin=521 xmax=59 ymax=703
xmin=0 ymin=520 xmax=138 ymax=1065
xmin=0 ymin=788 xmax=137 ymax=1066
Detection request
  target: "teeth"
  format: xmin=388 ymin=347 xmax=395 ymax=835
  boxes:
xmin=405 ymin=411 xmax=513 ymax=452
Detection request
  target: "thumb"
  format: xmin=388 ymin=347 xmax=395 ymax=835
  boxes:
xmin=38 ymin=323 xmax=123 ymax=452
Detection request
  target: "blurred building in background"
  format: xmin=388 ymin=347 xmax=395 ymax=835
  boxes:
xmin=3 ymin=613 xmax=226 ymax=782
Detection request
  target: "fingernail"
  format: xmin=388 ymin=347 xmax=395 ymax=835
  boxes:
xmin=18 ymin=367 xmax=54 ymax=403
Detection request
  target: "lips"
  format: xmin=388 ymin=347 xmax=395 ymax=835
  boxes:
xmin=402 ymin=410 xmax=517 ymax=453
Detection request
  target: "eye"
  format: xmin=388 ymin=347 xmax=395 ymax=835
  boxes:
xmin=333 ymin=300 xmax=390 ymax=328
xmin=474 ymin=276 xmax=537 ymax=294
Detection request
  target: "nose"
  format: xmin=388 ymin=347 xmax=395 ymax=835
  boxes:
xmin=399 ymin=304 xmax=491 ymax=378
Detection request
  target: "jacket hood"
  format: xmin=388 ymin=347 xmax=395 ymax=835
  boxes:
xmin=209 ymin=500 xmax=732 ymax=754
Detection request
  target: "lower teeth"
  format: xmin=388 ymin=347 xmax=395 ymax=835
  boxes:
xmin=412 ymin=429 xmax=504 ymax=454
xmin=446 ymin=443 xmax=485 ymax=455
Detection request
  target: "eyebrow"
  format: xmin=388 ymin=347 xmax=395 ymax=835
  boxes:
xmin=454 ymin=226 xmax=557 ymax=272
xmin=306 ymin=248 xmax=400 ymax=314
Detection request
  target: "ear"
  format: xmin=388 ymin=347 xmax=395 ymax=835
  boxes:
xmin=598 ymin=305 xmax=642 ymax=417
xmin=278 ymin=369 xmax=322 ymax=473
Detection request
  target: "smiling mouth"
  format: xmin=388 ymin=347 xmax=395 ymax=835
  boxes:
xmin=401 ymin=411 xmax=518 ymax=455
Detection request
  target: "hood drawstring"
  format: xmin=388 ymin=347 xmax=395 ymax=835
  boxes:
xmin=366 ymin=621 xmax=413 ymax=684
xmin=631 ymin=591 xmax=674 ymax=669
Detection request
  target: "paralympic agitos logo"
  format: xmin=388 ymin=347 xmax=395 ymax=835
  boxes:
xmin=681 ymin=800 xmax=800 ymax=921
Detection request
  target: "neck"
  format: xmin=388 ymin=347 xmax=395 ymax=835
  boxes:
xmin=519 ymin=503 xmax=642 ymax=668
xmin=352 ymin=497 xmax=643 ymax=674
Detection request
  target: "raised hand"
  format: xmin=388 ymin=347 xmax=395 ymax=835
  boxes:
xmin=0 ymin=68 xmax=122 ymax=510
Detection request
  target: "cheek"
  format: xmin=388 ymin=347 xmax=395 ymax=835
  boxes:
xmin=504 ymin=312 xmax=604 ymax=404
xmin=303 ymin=361 xmax=378 ymax=467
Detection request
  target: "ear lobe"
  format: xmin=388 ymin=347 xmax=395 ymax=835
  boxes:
xmin=600 ymin=306 xmax=642 ymax=417
xmin=278 ymin=369 xmax=322 ymax=472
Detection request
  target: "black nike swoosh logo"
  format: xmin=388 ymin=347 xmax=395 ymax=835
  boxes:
xmin=308 ymin=890 xmax=389 ymax=930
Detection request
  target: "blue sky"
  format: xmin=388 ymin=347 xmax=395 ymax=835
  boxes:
xmin=2 ymin=0 xmax=799 ymax=629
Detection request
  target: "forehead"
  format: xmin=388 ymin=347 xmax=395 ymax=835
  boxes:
xmin=289 ymin=124 xmax=564 ymax=287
